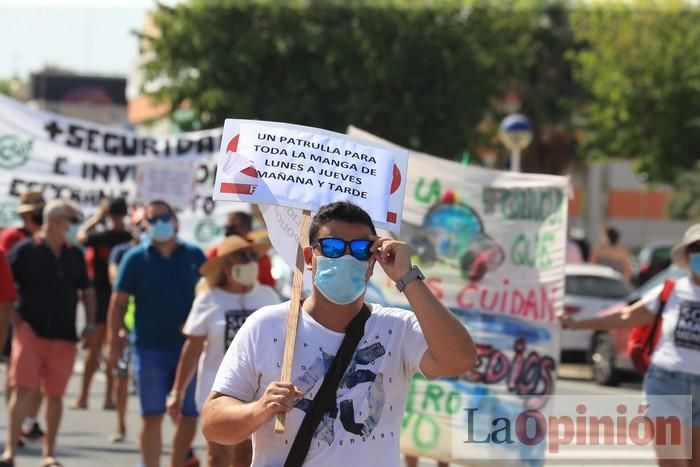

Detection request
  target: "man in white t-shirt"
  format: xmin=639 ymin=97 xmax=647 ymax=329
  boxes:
xmin=202 ymin=201 xmax=477 ymax=467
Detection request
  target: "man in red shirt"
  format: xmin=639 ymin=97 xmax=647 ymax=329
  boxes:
xmin=206 ymin=211 xmax=276 ymax=288
xmin=0 ymin=191 xmax=45 ymax=443
xmin=0 ymin=191 xmax=45 ymax=254
xmin=0 ymin=248 xmax=16 ymax=363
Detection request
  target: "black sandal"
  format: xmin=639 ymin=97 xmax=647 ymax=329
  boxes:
xmin=0 ymin=457 xmax=14 ymax=467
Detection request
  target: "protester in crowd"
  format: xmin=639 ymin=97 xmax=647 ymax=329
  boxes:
xmin=0 ymin=191 xmax=45 ymax=253
xmin=71 ymin=198 xmax=132 ymax=411
xmin=1 ymin=200 xmax=96 ymax=467
xmin=561 ymin=223 xmax=700 ymax=467
xmin=167 ymin=235 xmax=280 ymax=467
xmin=590 ymin=226 xmax=632 ymax=282
xmin=1 ymin=191 xmax=46 ymax=442
xmin=0 ymin=248 xmax=15 ymax=368
xmin=105 ymin=206 xmax=146 ymax=443
xmin=201 ymin=201 xmax=477 ymax=466
xmin=206 ymin=211 xmax=276 ymax=287
xmin=107 ymin=200 xmax=205 ymax=467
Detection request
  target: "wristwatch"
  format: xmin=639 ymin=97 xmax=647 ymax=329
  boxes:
xmin=395 ymin=265 xmax=425 ymax=293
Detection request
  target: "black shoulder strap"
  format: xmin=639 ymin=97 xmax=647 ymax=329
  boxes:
xmin=284 ymin=304 xmax=371 ymax=467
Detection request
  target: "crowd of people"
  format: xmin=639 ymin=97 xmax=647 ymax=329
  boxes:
xmin=0 ymin=193 xmax=288 ymax=467
xmin=0 ymin=194 xmax=477 ymax=467
xmin=3 ymin=190 xmax=699 ymax=467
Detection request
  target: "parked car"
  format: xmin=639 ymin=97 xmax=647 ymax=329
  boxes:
xmin=634 ymin=242 xmax=673 ymax=287
xmin=589 ymin=265 xmax=685 ymax=386
xmin=561 ymin=264 xmax=633 ymax=359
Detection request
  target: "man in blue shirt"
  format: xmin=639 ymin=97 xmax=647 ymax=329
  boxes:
xmin=107 ymin=200 xmax=205 ymax=467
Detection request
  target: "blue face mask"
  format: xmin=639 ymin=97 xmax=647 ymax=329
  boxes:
xmin=139 ymin=231 xmax=151 ymax=245
xmin=66 ymin=223 xmax=79 ymax=245
xmin=689 ymin=253 xmax=700 ymax=276
xmin=314 ymin=255 xmax=369 ymax=305
xmin=149 ymin=220 xmax=175 ymax=242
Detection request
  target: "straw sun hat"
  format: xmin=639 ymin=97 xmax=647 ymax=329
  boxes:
xmin=199 ymin=235 xmax=269 ymax=287
xmin=671 ymin=223 xmax=700 ymax=269
xmin=17 ymin=191 xmax=45 ymax=214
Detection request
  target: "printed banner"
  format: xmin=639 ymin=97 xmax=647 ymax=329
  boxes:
xmin=213 ymin=119 xmax=409 ymax=231
xmin=0 ymin=94 xmax=234 ymax=250
xmin=347 ymin=127 xmax=567 ymax=466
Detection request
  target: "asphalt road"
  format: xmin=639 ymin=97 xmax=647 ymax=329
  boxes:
xmin=0 ymin=363 xmax=650 ymax=467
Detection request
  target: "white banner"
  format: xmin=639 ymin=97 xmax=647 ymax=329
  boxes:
xmin=0 ymin=94 xmax=232 ymax=251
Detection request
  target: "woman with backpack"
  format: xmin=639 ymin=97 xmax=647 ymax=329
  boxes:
xmin=561 ymin=224 xmax=700 ymax=467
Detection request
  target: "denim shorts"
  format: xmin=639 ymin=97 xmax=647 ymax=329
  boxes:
xmin=134 ymin=347 xmax=198 ymax=417
xmin=644 ymin=365 xmax=700 ymax=426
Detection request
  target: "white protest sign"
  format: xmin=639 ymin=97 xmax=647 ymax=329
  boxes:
xmin=136 ymin=160 xmax=196 ymax=208
xmin=212 ymin=119 xmax=408 ymax=231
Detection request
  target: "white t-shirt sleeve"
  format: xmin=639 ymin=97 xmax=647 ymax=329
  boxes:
xmin=182 ymin=293 xmax=212 ymax=337
xmin=402 ymin=312 xmax=429 ymax=377
xmin=640 ymin=283 xmax=665 ymax=313
xmin=211 ymin=314 xmax=259 ymax=402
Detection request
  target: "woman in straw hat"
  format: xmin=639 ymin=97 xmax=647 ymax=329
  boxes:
xmin=166 ymin=235 xmax=280 ymax=467
xmin=561 ymin=224 xmax=700 ymax=466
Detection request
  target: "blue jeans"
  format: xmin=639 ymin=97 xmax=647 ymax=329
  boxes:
xmin=134 ymin=347 xmax=198 ymax=417
xmin=644 ymin=365 xmax=700 ymax=426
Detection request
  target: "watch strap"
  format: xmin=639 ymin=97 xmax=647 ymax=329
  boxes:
xmin=395 ymin=265 xmax=424 ymax=293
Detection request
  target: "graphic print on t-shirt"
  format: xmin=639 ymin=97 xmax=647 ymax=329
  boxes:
xmin=674 ymin=301 xmax=700 ymax=351
xmin=224 ymin=309 xmax=253 ymax=350
xmin=291 ymin=341 xmax=387 ymax=445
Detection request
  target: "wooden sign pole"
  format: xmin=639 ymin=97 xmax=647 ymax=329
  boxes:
xmin=274 ymin=209 xmax=311 ymax=434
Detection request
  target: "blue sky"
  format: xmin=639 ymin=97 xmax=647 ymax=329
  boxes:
xmin=0 ymin=1 xmax=170 ymax=79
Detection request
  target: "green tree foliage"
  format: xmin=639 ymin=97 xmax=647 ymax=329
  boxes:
xmin=669 ymin=161 xmax=700 ymax=221
xmin=519 ymin=2 xmax=584 ymax=173
xmin=141 ymin=0 xmax=536 ymax=159
xmin=570 ymin=3 xmax=700 ymax=182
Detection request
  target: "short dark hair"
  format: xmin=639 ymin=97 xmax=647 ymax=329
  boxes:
xmin=230 ymin=211 xmax=252 ymax=230
xmin=109 ymin=198 xmax=128 ymax=217
xmin=308 ymin=202 xmax=376 ymax=244
xmin=147 ymin=199 xmax=176 ymax=218
xmin=605 ymin=227 xmax=620 ymax=245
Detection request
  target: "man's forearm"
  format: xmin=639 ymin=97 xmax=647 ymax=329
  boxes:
xmin=77 ymin=214 xmax=102 ymax=243
xmin=202 ymin=395 xmax=264 ymax=445
xmin=107 ymin=294 xmax=127 ymax=345
xmin=403 ymin=279 xmax=477 ymax=373
xmin=171 ymin=338 xmax=204 ymax=395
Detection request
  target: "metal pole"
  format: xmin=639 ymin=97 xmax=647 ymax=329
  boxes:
xmin=511 ymin=148 xmax=521 ymax=172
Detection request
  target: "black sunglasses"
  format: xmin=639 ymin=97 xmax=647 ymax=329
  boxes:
xmin=147 ymin=212 xmax=172 ymax=224
xmin=688 ymin=243 xmax=700 ymax=254
xmin=311 ymin=237 xmax=373 ymax=261
xmin=232 ymin=250 xmax=259 ymax=263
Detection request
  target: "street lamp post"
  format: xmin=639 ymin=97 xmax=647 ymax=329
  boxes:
xmin=498 ymin=114 xmax=533 ymax=172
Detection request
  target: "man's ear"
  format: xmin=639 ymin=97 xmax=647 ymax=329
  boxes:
xmin=303 ymin=246 xmax=314 ymax=271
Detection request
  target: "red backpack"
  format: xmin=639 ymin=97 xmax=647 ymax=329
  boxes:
xmin=627 ymin=279 xmax=676 ymax=374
